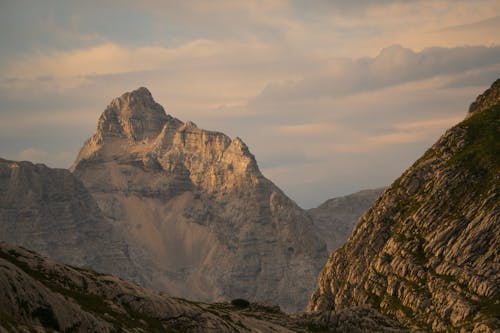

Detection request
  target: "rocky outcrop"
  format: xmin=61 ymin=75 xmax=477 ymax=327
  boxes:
xmin=468 ymin=78 xmax=500 ymax=117
xmin=308 ymin=80 xmax=500 ymax=332
xmin=0 ymin=158 xmax=142 ymax=284
xmin=0 ymin=241 xmax=411 ymax=332
xmin=70 ymin=87 xmax=328 ymax=312
xmin=309 ymin=188 xmax=384 ymax=253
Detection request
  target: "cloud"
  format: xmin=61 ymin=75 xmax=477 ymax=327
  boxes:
xmin=9 ymin=148 xmax=74 ymax=168
xmin=277 ymin=123 xmax=334 ymax=136
xmin=16 ymin=148 xmax=49 ymax=162
xmin=3 ymin=41 xmax=267 ymax=78
xmin=251 ymin=45 xmax=500 ymax=107
xmin=1 ymin=1 xmax=500 ymax=208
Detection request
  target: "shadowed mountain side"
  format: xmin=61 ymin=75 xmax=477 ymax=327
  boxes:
xmin=0 ymin=158 xmax=145 ymax=285
xmin=309 ymin=188 xmax=385 ymax=253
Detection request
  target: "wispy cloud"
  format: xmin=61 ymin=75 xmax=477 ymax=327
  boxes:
xmin=1 ymin=0 xmax=499 ymax=207
xmin=9 ymin=148 xmax=74 ymax=168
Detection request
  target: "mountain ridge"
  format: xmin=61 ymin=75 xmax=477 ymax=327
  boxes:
xmin=70 ymin=87 xmax=328 ymax=312
xmin=308 ymin=188 xmax=385 ymax=253
xmin=307 ymin=80 xmax=500 ymax=331
xmin=0 ymin=240 xmax=411 ymax=332
xmin=0 ymin=157 xmax=143 ymax=285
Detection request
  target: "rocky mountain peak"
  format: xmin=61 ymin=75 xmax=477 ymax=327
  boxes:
xmin=74 ymin=88 xmax=260 ymax=183
xmin=97 ymin=87 xmax=170 ymax=142
xmin=68 ymin=88 xmax=328 ymax=312
xmin=468 ymin=79 xmax=500 ymax=117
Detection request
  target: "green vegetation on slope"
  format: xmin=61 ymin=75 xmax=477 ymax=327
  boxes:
xmin=451 ymin=104 xmax=500 ymax=177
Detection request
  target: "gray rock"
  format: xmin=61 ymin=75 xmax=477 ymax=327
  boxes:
xmin=71 ymin=87 xmax=328 ymax=312
xmin=468 ymin=78 xmax=500 ymax=117
xmin=0 ymin=158 xmax=142 ymax=285
xmin=0 ymin=241 xmax=411 ymax=332
xmin=309 ymin=188 xmax=385 ymax=253
xmin=308 ymin=79 xmax=500 ymax=332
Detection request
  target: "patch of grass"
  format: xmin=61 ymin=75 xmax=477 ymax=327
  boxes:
xmin=366 ymin=291 xmax=382 ymax=308
xmin=0 ymin=248 xmax=169 ymax=331
xmin=414 ymin=147 xmax=436 ymax=166
xmin=381 ymin=252 xmax=394 ymax=263
xmin=449 ymin=105 xmax=500 ymax=175
xmin=414 ymin=240 xmax=428 ymax=266
xmin=31 ymin=306 xmax=60 ymax=331
xmin=0 ymin=311 xmax=17 ymax=331
xmin=437 ymin=274 xmax=456 ymax=284
xmin=401 ymin=276 xmax=423 ymax=292
xmin=306 ymin=322 xmax=330 ymax=332
xmin=231 ymin=298 xmax=250 ymax=308
xmin=384 ymin=294 xmax=413 ymax=318
xmin=393 ymin=233 xmax=408 ymax=243
xmin=475 ymin=293 xmax=500 ymax=319
xmin=446 ymin=104 xmax=500 ymax=208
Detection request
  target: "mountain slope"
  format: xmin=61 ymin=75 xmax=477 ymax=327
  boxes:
xmin=0 ymin=241 xmax=411 ymax=333
xmin=0 ymin=158 xmax=142 ymax=284
xmin=70 ymin=87 xmax=327 ymax=312
xmin=308 ymin=80 xmax=500 ymax=332
xmin=309 ymin=188 xmax=384 ymax=253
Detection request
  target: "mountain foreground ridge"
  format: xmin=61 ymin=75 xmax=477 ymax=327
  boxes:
xmin=308 ymin=79 xmax=500 ymax=332
xmin=0 ymin=241 xmax=412 ymax=332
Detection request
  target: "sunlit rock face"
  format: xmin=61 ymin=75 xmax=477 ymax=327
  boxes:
xmin=71 ymin=87 xmax=328 ymax=312
xmin=308 ymin=80 xmax=500 ymax=332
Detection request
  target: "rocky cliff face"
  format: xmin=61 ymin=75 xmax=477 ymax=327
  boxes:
xmin=308 ymin=80 xmax=500 ymax=332
xmin=0 ymin=158 xmax=141 ymax=284
xmin=308 ymin=189 xmax=384 ymax=253
xmin=71 ymin=87 xmax=328 ymax=312
xmin=0 ymin=241 xmax=411 ymax=332
xmin=467 ymin=79 xmax=500 ymax=117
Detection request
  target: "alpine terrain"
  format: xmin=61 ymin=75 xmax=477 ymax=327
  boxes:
xmin=0 ymin=241 xmax=411 ymax=332
xmin=309 ymin=189 xmax=384 ymax=253
xmin=308 ymin=80 xmax=500 ymax=332
xmin=70 ymin=87 xmax=328 ymax=312
xmin=0 ymin=87 xmax=377 ymax=313
xmin=0 ymin=158 xmax=141 ymax=284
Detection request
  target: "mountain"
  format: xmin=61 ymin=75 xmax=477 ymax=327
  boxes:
xmin=0 ymin=241 xmax=410 ymax=332
xmin=70 ymin=87 xmax=328 ymax=312
xmin=308 ymin=79 xmax=500 ymax=332
xmin=309 ymin=188 xmax=385 ymax=253
xmin=0 ymin=158 xmax=141 ymax=284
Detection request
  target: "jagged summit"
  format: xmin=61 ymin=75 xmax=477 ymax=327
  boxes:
xmin=96 ymin=87 xmax=170 ymax=142
xmin=73 ymin=88 xmax=259 ymax=180
xmin=468 ymin=78 xmax=500 ymax=117
xmin=69 ymin=88 xmax=327 ymax=312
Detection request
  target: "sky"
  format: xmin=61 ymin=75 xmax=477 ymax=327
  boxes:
xmin=1 ymin=0 xmax=499 ymax=208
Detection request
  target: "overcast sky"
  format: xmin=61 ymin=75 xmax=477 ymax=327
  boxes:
xmin=1 ymin=0 xmax=499 ymax=208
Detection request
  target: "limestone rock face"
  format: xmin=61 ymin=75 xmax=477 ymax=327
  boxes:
xmin=97 ymin=86 xmax=169 ymax=141
xmin=0 ymin=158 xmax=141 ymax=284
xmin=468 ymin=78 xmax=500 ymax=117
xmin=0 ymin=242 xmax=410 ymax=333
xmin=71 ymin=87 xmax=328 ymax=312
xmin=308 ymin=80 xmax=500 ymax=332
xmin=308 ymin=189 xmax=384 ymax=253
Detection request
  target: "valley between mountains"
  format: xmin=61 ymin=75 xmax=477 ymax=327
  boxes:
xmin=0 ymin=79 xmax=498 ymax=332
